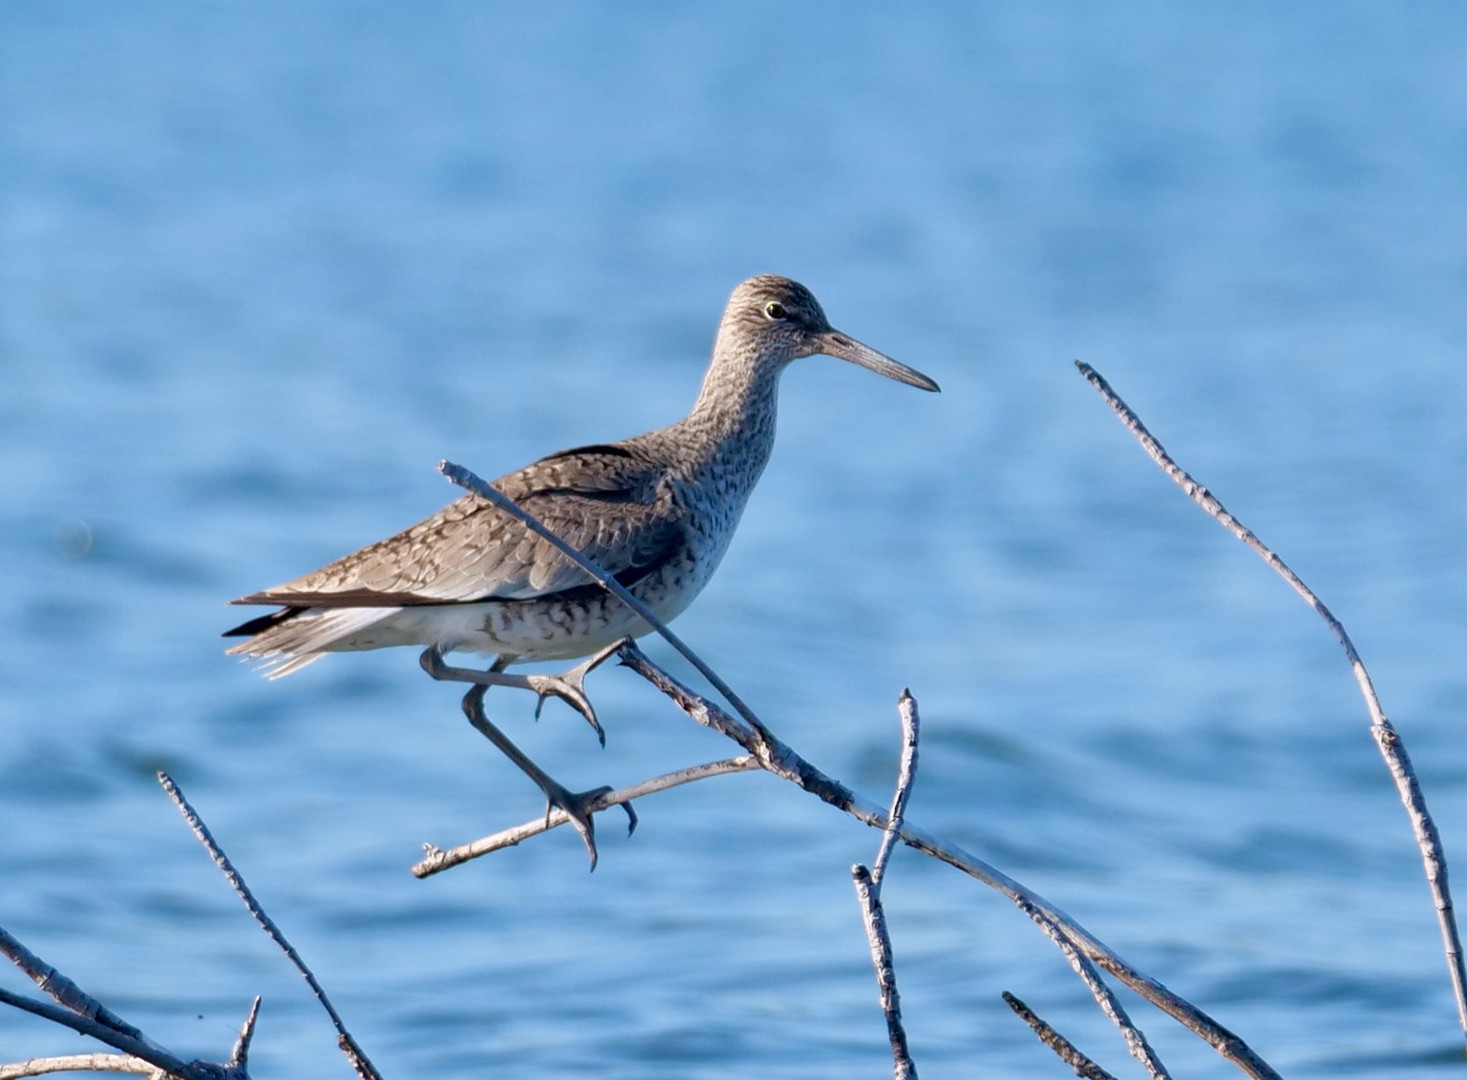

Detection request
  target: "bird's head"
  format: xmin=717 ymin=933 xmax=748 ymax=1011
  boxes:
xmin=717 ymin=275 xmax=940 ymax=392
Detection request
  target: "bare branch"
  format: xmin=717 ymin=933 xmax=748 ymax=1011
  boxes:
xmin=872 ymin=691 xmax=920 ymax=889
xmin=1018 ymin=898 xmax=1170 ymax=1080
xmin=1003 ymin=992 xmax=1121 ymax=1080
xmin=414 ymin=756 xmax=759 ymax=877
xmin=157 ymin=773 xmax=384 ymax=1080
xmin=0 ymin=984 xmax=230 ymax=1080
xmin=0 ymin=927 xmax=142 ymax=1040
xmin=1077 ymin=360 xmax=1467 ymax=1042
xmin=854 ymin=865 xmax=917 ymax=1080
xmin=617 ymin=641 xmax=1282 ymax=1080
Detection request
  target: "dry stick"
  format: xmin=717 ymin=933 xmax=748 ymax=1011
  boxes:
xmin=414 ymin=755 xmax=759 ymax=876
xmin=157 ymin=773 xmax=384 ymax=1080
xmin=0 ymin=1053 xmax=162 ymax=1078
xmin=430 ymin=460 xmax=1280 ymax=1080
xmin=1076 ymin=361 xmax=1467 ymax=1042
xmin=1002 ymin=992 xmax=1122 ymax=1080
xmin=854 ymin=865 xmax=917 ymax=1080
xmin=1018 ymin=898 xmax=1171 ymax=1080
xmin=872 ymin=690 xmax=920 ymax=889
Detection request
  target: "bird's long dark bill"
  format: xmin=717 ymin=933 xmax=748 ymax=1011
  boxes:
xmin=818 ymin=330 xmax=940 ymax=392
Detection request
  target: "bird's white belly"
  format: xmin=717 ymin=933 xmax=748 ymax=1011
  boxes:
xmin=325 ymin=545 xmax=712 ymax=663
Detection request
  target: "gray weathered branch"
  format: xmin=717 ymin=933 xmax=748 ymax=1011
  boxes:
xmin=617 ymin=643 xmax=1276 ymax=1078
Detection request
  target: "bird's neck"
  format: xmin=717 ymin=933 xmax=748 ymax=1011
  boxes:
xmin=678 ymin=344 xmax=785 ymax=488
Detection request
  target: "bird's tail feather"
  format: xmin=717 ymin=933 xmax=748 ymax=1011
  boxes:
xmin=225 ymin=606 xmax=403 ymax=678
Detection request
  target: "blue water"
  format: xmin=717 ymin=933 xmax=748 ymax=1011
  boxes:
xmin=3 ymin=4 xmax=1467 ymax=1076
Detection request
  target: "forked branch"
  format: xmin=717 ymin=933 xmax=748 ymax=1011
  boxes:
xmin=0 ymin=930 xmax=255 ymax=1080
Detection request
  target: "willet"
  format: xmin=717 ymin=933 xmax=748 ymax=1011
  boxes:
xmin=225 ymin=275 xmax=939 ymax=863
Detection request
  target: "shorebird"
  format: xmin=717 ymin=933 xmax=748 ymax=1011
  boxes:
xmin=225 ymin=275 xmax=939 ymax=864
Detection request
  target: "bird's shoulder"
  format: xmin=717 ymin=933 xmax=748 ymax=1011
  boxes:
xmin=498 ymin=440 xmax=667 ymax=504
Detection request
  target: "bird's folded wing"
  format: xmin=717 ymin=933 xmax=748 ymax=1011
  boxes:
xmin=232 ymin=447 xmax=681 ymax=606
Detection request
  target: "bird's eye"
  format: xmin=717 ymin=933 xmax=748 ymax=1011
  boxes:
xmin=764 ymin=301 xmax=787 ymax=320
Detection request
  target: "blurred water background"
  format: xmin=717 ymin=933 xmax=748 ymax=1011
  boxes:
xmin=3 ymin=4 xmax=1467 ymax=1077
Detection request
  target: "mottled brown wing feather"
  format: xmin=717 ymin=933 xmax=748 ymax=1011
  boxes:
xmin=232 ymin=446 xmax=681 ymax=607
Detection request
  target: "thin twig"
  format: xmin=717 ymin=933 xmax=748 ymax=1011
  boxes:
xmin=157 ymin=773 xmax=384 ymax=1080
xmin=413 ymin=755 xmax=759 ymax=876
xmin=854 ymin=865 xmax=918 ymax=1079
xmin=1018 ymin=898 xmax=1171 ymax=1080
xmin=1077 ymin=360 xmax=1467 ymax=1043
xmin=1003 ymin=992 xmax=1122 ymax=1080
xmin=872 ymin=691 xmax=920 ymax=889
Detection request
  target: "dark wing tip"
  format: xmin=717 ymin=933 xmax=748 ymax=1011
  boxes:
xmin=223 ymin=607 xmax=301 ymax=638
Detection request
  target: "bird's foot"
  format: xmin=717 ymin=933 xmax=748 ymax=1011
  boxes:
xmin=536 ymin=778 xmax=639 ymax=871
xmin=528 ymin=639 xmax=628 ymax=746
xmin=454 ymin=682 xmax=636 ymax=870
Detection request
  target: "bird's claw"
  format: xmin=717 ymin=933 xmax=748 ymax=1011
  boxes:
xmin=527 ymin=640 xmax=627 ymax=746
xmin=541 ymin=782 xmax=637 ymax=871
xmin=528 ymin=673 xmax=604 ymax=744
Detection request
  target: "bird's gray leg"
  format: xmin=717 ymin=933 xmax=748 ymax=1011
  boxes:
xmin=419 ymin=641 xmax=625 ymax=747
xmin=454 ymin=683 xmax=636 ymax=870
xmin=418 ymin=645 xmax=636 ymax=867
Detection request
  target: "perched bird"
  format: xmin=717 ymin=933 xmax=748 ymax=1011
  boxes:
xmin=225 ymin=275 xmax=939 ymax=863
